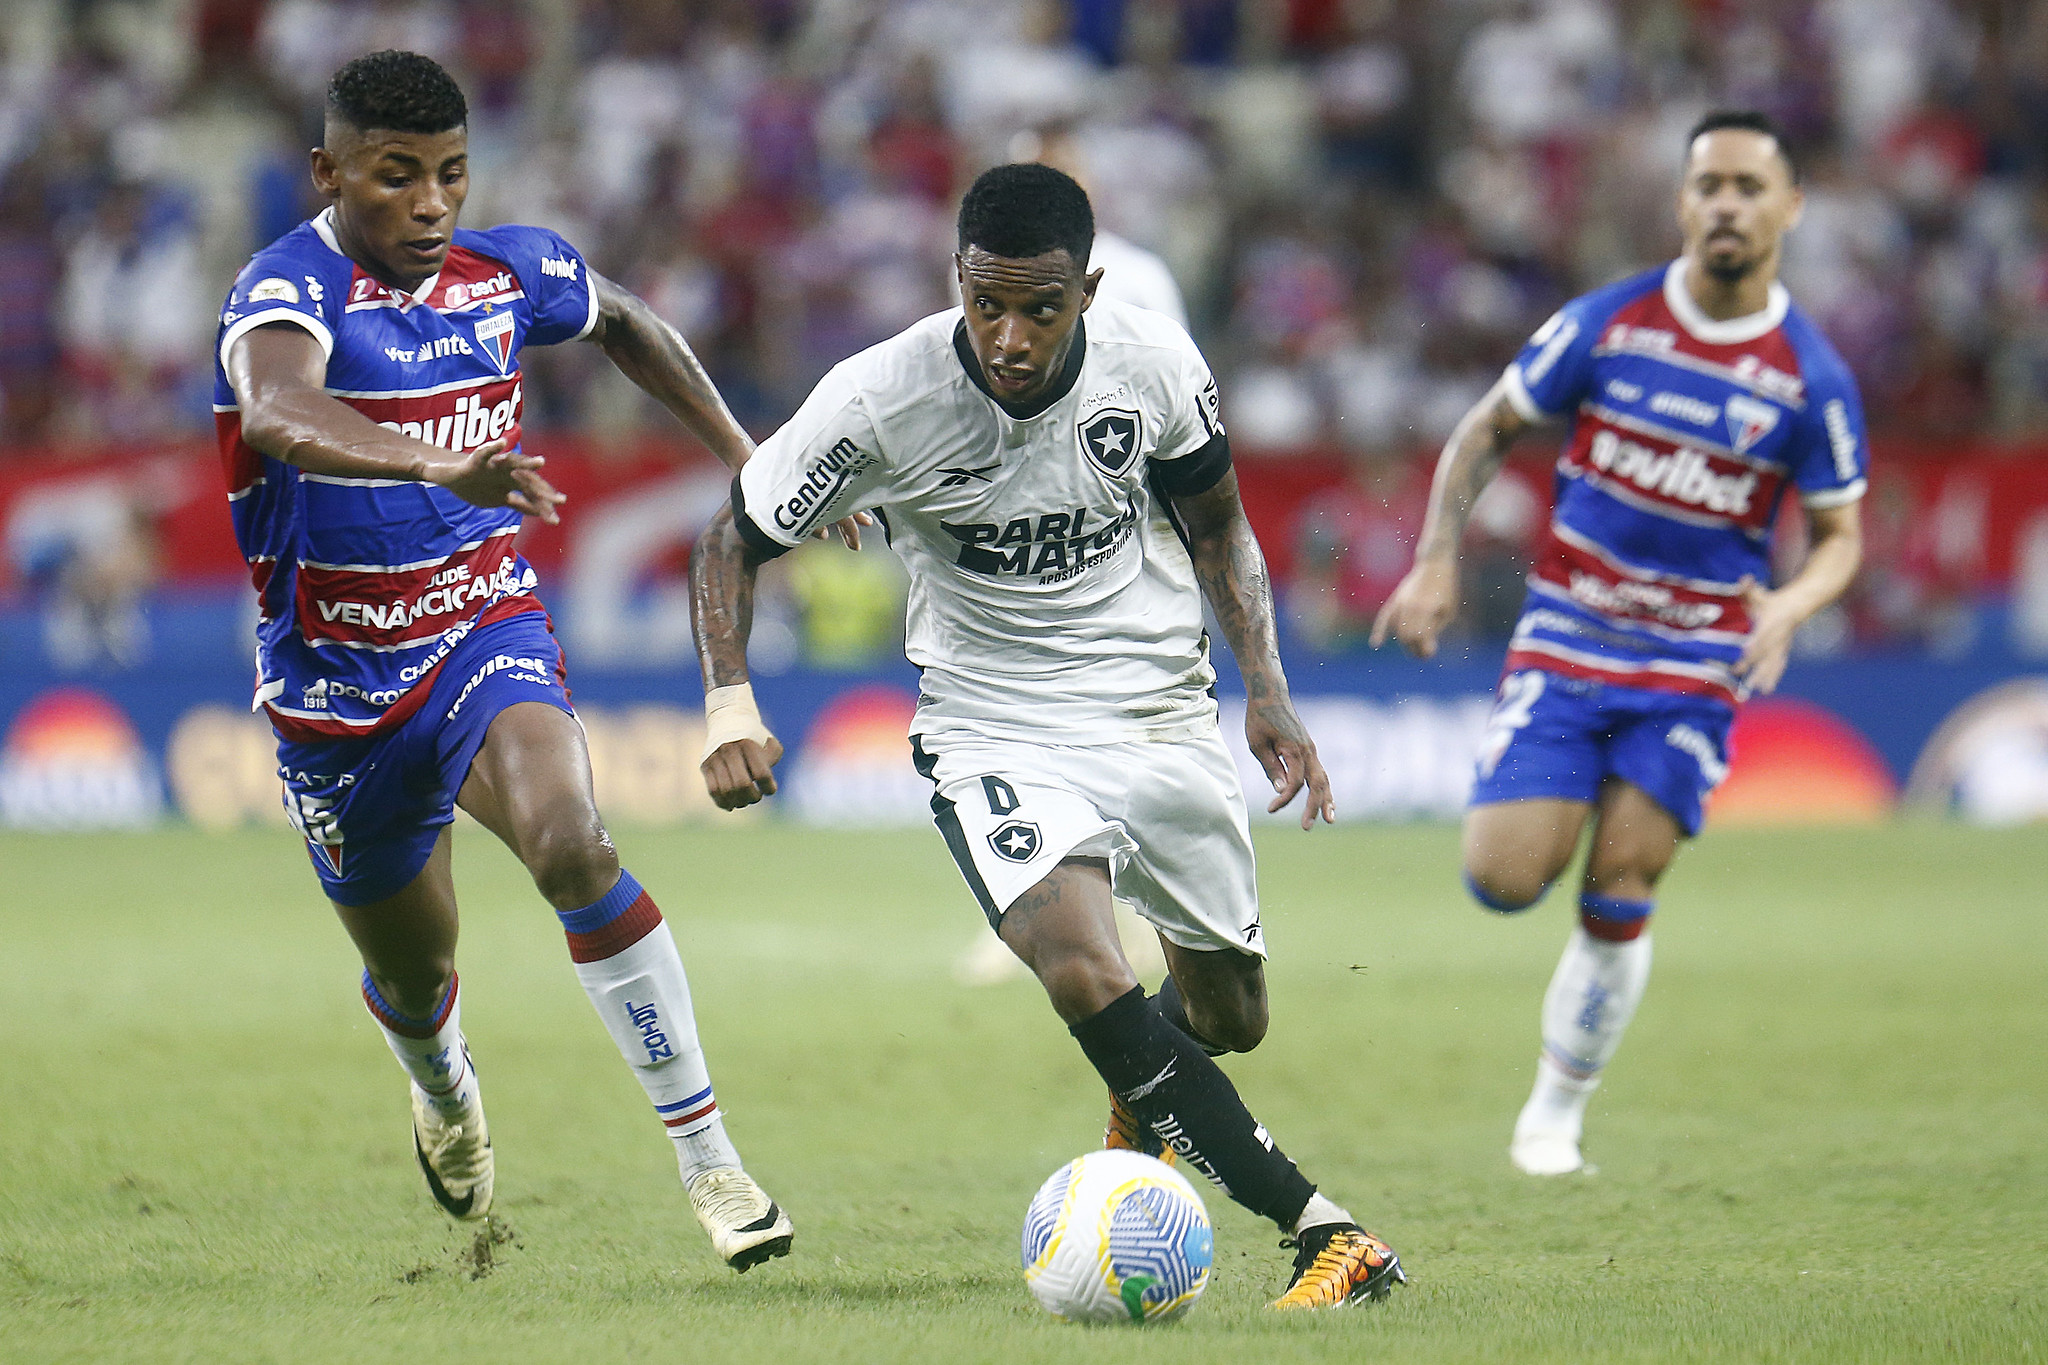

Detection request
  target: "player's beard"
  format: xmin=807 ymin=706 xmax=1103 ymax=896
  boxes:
xmin=1703 ymin=253 xmax=1757 ymax=285
xmin=1701 ymin=232 xmax=1758 ymax=284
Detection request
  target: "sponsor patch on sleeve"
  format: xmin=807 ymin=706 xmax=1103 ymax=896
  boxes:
xmin=248 ymin=277 xmax=300 ymax=305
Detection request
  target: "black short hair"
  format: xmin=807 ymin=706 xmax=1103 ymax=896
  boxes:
xmin=1685 ymin=109 xmax=1798 ymax=183
xmin=326 ymin=50 xmax=467 ymax=135
xmin=957 ymin=163 xmax=1094 ymax=267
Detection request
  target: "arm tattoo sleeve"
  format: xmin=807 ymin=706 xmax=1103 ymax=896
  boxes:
xmin=1177 ymin=475 xmax=1288 ymax=706
xmin=689 ymin=506 xmax=762 ymax=689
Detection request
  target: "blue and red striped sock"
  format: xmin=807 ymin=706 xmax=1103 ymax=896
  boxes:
xmin=557 ymin=870 xmax=741 ymax=1179
xmin=362 ymin=971 xmax=477 ymax=1120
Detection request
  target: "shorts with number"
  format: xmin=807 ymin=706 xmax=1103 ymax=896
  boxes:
xmin=1468 ymin=669 xmax=1733 ymax=837
xmin=275 ymin=611 xmax=575 ymax=906
xmin=909 ymin=727 xmax=1265 ymax=957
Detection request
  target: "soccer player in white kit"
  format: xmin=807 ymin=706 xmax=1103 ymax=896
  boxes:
xmin=690 ymin=164 xmax=1406 ymax=1310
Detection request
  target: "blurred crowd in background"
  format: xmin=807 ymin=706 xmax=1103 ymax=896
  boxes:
xmin=0 ymin=0 xmax=2043 ymax=662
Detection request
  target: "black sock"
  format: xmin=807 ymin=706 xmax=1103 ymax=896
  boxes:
xmin=1155 ymin=975 xmax=1228 ymax=1056
xmin=1070 ymin=985 xmax=1314 ymax=1230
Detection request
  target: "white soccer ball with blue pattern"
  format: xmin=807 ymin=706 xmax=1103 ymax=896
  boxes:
xmin=1021 ymin=1150 xmax=1214 ymax=1324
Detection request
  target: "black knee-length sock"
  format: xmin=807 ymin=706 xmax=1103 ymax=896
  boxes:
xmin=1070 ymin=985 xmax=1314 ymax=1229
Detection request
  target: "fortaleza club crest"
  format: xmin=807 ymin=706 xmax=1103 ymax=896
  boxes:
xmin=988 ymin=820 xmax=1042 ymax=863
xmin=474 ymin=311 xmax=515 ymax=374
xmin=1080 ymin=408 xmax=1141 ymax=475
xmin=1724 ymin=393 xmax=1780 ymax=455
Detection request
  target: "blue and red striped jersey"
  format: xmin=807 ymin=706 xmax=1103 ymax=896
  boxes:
xmin=1499 ymin=260 xmax=1868 ymax=706
xmin=212 ymin=208 xmax=596 ymax=741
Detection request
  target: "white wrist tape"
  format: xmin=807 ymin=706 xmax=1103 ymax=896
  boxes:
xmin=702 ymin=682 xmax=774 ymax=760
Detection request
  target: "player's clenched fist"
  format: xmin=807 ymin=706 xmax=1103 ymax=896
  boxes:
xmin=701 ymin=736 xmax=783 ymax=810
xmin=699 ymin=682 xmax=781 ymax=809
xmin=1371 ymin=556 xmax=1459 ymax=659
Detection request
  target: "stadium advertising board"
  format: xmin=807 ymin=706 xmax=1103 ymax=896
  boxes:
xmin=0 ymin=686 xmax=162 ymax=829
xmin=3 ymin=443 xmax=2042 ymax=832
xmin=0 ymin=622 xmax=1993 ymax=833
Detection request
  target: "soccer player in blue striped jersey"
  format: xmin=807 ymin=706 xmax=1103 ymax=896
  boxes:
xmin=1375 ymin=111 xmax=1866 ymax=1175
xmin=214 ymin=51 xmax=806 ymax=1267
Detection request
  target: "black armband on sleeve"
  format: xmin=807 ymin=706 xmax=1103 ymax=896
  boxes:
xmin=1147 ymin=433 xmax=1232 ymax=498
xmin=730 ymin=474 xmax=795 ymax=561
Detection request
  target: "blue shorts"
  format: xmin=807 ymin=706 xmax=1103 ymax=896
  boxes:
xmin=275 ymin=611 xmax=575 ymax=905
xmin=1468 ymin=669 xmax=1732 ymax=837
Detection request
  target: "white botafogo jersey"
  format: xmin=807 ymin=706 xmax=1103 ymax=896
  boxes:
xmin=734 ymin=296 xmax=1232 ymax=745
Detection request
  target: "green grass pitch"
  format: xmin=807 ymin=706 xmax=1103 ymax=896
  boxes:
xmin=2 ymin=820 xmax=2044 ymax=1363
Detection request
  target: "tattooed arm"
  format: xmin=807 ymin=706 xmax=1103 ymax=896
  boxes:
xmin=1370 ymin=377 xmax=1538 ymax=657
xmin=1172 ymin=468 xmax=1335 ymax=828
xmin=689 ymin=504 xmax=782 ymax=809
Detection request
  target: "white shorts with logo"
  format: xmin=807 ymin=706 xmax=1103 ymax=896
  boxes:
xmin=909 ymin=726 xmax=1264 ymax=957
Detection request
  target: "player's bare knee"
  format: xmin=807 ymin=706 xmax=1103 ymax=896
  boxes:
xmin=1032 ymin=942 xmax=1138 ymax=1025
xmin=525 ymin=821 xmax=621 ymax=910
xmin=1196 ymin=968 xmax=1269 ymax=1051
xmin=1463 ymin=861 xmax=1550 ymax=914
xmin=1191 ymin=996 xmax=1267 ymax=1053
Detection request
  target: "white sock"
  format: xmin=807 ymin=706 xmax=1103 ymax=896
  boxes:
xmin=1515 ymin=1055 xmax=1599 ymax=1146
xmin=557 ymin=870 xmax=743 ymax=1181
xmin=1291 ymin=1191 xmax=1354 ymax=1236
xmin=1519 ymin=925 xmax=1653 ymax=1138
xmin=361 ymin=971 xmax=479 ymax=1121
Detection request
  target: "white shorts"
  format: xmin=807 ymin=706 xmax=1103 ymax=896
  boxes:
xmin=909 ymin=727 xmax=1264 ymax=957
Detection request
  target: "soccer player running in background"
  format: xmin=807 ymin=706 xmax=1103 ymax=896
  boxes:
xmin=214 ymin=51 xmax=794 ymax=1269
xmin=691 ymin=163 xmax=1406 ymax=1310
xmin=1373 ymin=111 xmax=1867 ymax=1176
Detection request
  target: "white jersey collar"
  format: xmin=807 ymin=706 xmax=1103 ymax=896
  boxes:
xmin=1663 ymin=258 xmax=1788 ymax=345
xmin=310 ymin=207 xmax=439 ymax=308
xmin=311 ymin=206 xmax=342 ymax=254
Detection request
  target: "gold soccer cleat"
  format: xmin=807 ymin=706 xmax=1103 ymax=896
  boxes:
xmin=1272 ymin=1225 xmax=1406 ymax=1310
xmin=1104 ymin=1089 xmax=1177 ymax=1167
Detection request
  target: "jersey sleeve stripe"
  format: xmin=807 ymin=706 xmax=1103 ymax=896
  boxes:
xmin=1500 ymin=365 xmax=1545 ymax=422
xmin=219 ymin=307 xmax=334 ymax=374
xmin=1801 ymin=479 xmax=1867 ymax=508
xmin=572 ymin=266 xmax=599 ymax=342
xmin=731 ymin=474 xmax=797 ymax=560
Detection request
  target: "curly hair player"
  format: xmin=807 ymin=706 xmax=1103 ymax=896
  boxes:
xmin=213 ymin=50 xmax=800 ymax=1269
xmin=690 ymin=163 xmax=1406 ymax=1310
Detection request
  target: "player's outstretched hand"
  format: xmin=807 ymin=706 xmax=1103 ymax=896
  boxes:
xmin=701 ymin=736 xmax=784 ymax=811
xmin=1732 ymin=577 xmax=1800 ymax=695
xmin=1247 ymin=700 xmax=1336 ymax=830
xmin=1370 ymin=556 xmax=1459 ymax=659
xmin=432 ymin=438 xmax=567 ymax=525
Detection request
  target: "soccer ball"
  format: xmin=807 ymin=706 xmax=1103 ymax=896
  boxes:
xmin=1020 ymin=1149 xmax=1214 ymax=1324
